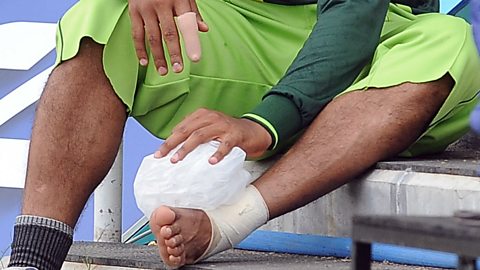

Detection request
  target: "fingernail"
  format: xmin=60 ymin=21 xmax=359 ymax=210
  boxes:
xmin=154 ymin=151 xmax=162 ymax=158
xmin=171 ymin=153 xmax=179 ymax=163
xmin=209 ymin=156 xmax=218 ymax=164
xmin=190 ymin=54 xmax=200 ymax=62
xmin=158 ymin=66 xmax=168 ymax=76
xmin=166 ymin=227 xmax=172 ymax=236
xmin=172 ymin=62 xmax=182 ymax=73
xmin=140 ymin=58 xmax=148 ymax=66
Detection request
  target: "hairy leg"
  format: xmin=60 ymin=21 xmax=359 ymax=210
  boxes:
xmin=21 ymin=38 xmax=127 ymax=227
xmin=151 ymin=75 xmax=453 ymax=268
xmin=256 ymin=75 xmax=452 ymax=218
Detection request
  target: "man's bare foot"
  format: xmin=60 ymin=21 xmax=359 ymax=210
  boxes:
xmin=150 ymin=206 xmax=212 ymax=268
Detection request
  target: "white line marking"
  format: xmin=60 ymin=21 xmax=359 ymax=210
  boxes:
xmin=0 ymin=138 xmax=29 ymax=189
xmin=0 ymin=66 xmax=53 ymax=126
xmin=0 ymin=22 xmax=57 ymax=70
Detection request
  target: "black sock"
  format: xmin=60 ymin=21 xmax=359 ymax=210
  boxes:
xmin=8 ymin=215 xmax=73 ymax=270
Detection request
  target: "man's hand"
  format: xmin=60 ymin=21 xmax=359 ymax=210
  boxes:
xmin=128 ymin=0 xmax=208 ymax=75
xmin=155 ymin=108 xmax=273 ymax=164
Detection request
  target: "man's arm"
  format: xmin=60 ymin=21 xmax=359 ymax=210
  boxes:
xmin=157 ymin=0 xmax=390 ymax=163
xmin=243 ymin=0 xmax=389 ymax=149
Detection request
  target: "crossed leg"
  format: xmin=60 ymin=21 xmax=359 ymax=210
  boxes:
xmin=150 ymin=75 xmax=453 ymax=268
xmin=21 ymin=38 xmax=127 ymax=227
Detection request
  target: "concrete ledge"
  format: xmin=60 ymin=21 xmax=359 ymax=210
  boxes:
xmin=245 ymin=132 xmax=480 ymax=237
xmin=63 ymin=242 xmax=440 ymax=270
xmin=65 ymin=242 xmax=337 ymax=270
xmin=259 ymin=169 xmax=480 ymax=237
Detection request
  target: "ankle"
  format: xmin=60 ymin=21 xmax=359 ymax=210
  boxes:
xmin=8 ymin=215 xmax=73 ymax=270
xmin=196 ymin=185 xmax=269 ymax=263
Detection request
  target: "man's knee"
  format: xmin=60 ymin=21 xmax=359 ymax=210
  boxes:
xmin=411 ymin=14 xmax=471 ymax=54
xmin=56 ymin=37 xmax=104 ymax=73
xmin=40 ymin=37 xmax=125 ymax=116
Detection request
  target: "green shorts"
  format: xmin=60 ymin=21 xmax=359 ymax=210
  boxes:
xmin=56 ymin=0 xmax=480 ymax=157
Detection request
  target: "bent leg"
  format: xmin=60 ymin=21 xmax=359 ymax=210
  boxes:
xmin=256 ymin=75 xmax=452 ymax=218
xmin=22 ymin=38 xmax=127 ymax=227
xmin=150 ymin=75 xmax=453 ymax=268
xmin=9 ymin=38 xmax=128 ymax=270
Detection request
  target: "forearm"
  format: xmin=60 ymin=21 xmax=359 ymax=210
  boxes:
xmin=244 ymin=0 xmax=389 ymax=149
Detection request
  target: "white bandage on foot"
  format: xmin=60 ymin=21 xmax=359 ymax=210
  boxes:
xmin=194 ymin=185 xmax=269 ymax=263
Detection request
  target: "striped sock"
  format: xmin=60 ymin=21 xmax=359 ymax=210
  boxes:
xmin=8 ymin=215 xmax=73 ymax=270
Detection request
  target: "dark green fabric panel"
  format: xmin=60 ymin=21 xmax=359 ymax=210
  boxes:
xmin=264 ymin=0 xmax=439 ymax=14
xmin=250 ymin=0 xmax=389 ymax=145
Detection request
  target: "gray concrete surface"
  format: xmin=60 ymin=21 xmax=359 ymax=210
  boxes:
xmin=376 ymin=153 xmax=479 ymax=177
xmin=256 ymin=166 xmax=480 ymax=237
xmin=63 ymin=242 xmax=440 ymax=270
xmin=446 ymin=131 xmax=480 ymax=152
xmin=244 ymin=130 xmax=480 ymax=237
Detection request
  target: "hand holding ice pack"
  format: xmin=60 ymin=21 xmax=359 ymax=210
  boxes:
xmin=134 ymin=141 xmax=253 ymax=218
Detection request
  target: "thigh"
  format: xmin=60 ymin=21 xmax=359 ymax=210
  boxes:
xmin=133 ymin=0 xmax=318 ymax=138
xmin=340 ymin=7 xmax=480 ymax=156
xmin=56 ymin=0 xmax=317 ymax=139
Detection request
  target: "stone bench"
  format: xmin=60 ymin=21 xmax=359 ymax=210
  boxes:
xmin=246 ymin=131 xmax=480 ymax=237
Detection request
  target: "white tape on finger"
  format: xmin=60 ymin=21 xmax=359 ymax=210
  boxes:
xmin=177 ymin=12 xmax=202 ymax=62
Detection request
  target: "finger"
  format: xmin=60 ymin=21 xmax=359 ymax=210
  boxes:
xmin=171 ymin=125 xmax=225 ymax=163
xmin=170 ymin=108 xmax=220 ymax=135
xmin=189 ymin=0 xmax=209 ymax=32
xmin=155 ymin=134 xmax=188 ymax=159
xmin=155 ymin=122 xmax=202 ymax=159
xmin=174 ymin=0 xmax=193 ymax=16
xmin=177 ymin=12 xmax=201 ymax=62
xmin=155 ymin=108 xmax=217 ymax=158
xmin=157 ymin=9 xmax=183 ymax=72
xmin=143 ymin=10 xmax=168 ymax=75
xmin=129 ymin=8 xmax=148 ymax=66
xmin=209 ymin=138 xmax=235 ymax=164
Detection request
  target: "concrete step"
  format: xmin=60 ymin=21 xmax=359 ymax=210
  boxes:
xmin=60 ymin=241 xmax=441 ymax=270
xmin=244 ymin=132 xmax=480 ymax=237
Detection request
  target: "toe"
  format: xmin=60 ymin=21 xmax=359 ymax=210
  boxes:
xmin=169 ymin=254 xmax=184 ymax=266
xmin=160 ymin=224 xmax=180 ymax=238
xmin=150 ymin=206 xmax=176 ymax=231
xmin=167 ymin=244 xmax=185 ymax=257
xmin=166 ymin=234 xmax=184 ymax=248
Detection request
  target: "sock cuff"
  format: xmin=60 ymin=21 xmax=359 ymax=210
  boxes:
xmin=9 ymin=216 xmax=74 ymax=270
xmin=15 ymin=215 xmax=73 ymax=237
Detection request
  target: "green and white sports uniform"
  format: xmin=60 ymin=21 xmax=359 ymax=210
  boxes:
xmin=56 ymin=0 xmax=480 ymax=157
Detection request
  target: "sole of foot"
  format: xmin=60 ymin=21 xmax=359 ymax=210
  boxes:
xmin=149 ymin=205 xmax=212 ymax=269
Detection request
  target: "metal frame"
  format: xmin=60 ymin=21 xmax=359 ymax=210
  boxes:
xmin=351 ymin=216 xmax=480 ymax=270
xmin=94 ymin=145 xmax=123 ymax=242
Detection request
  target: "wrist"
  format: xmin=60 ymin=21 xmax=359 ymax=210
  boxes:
xmin=240 ymin=118 xmax=273 ymax=152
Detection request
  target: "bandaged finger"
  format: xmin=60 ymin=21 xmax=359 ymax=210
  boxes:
xmin=177 ymin=12 xmax=202 ymax=62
